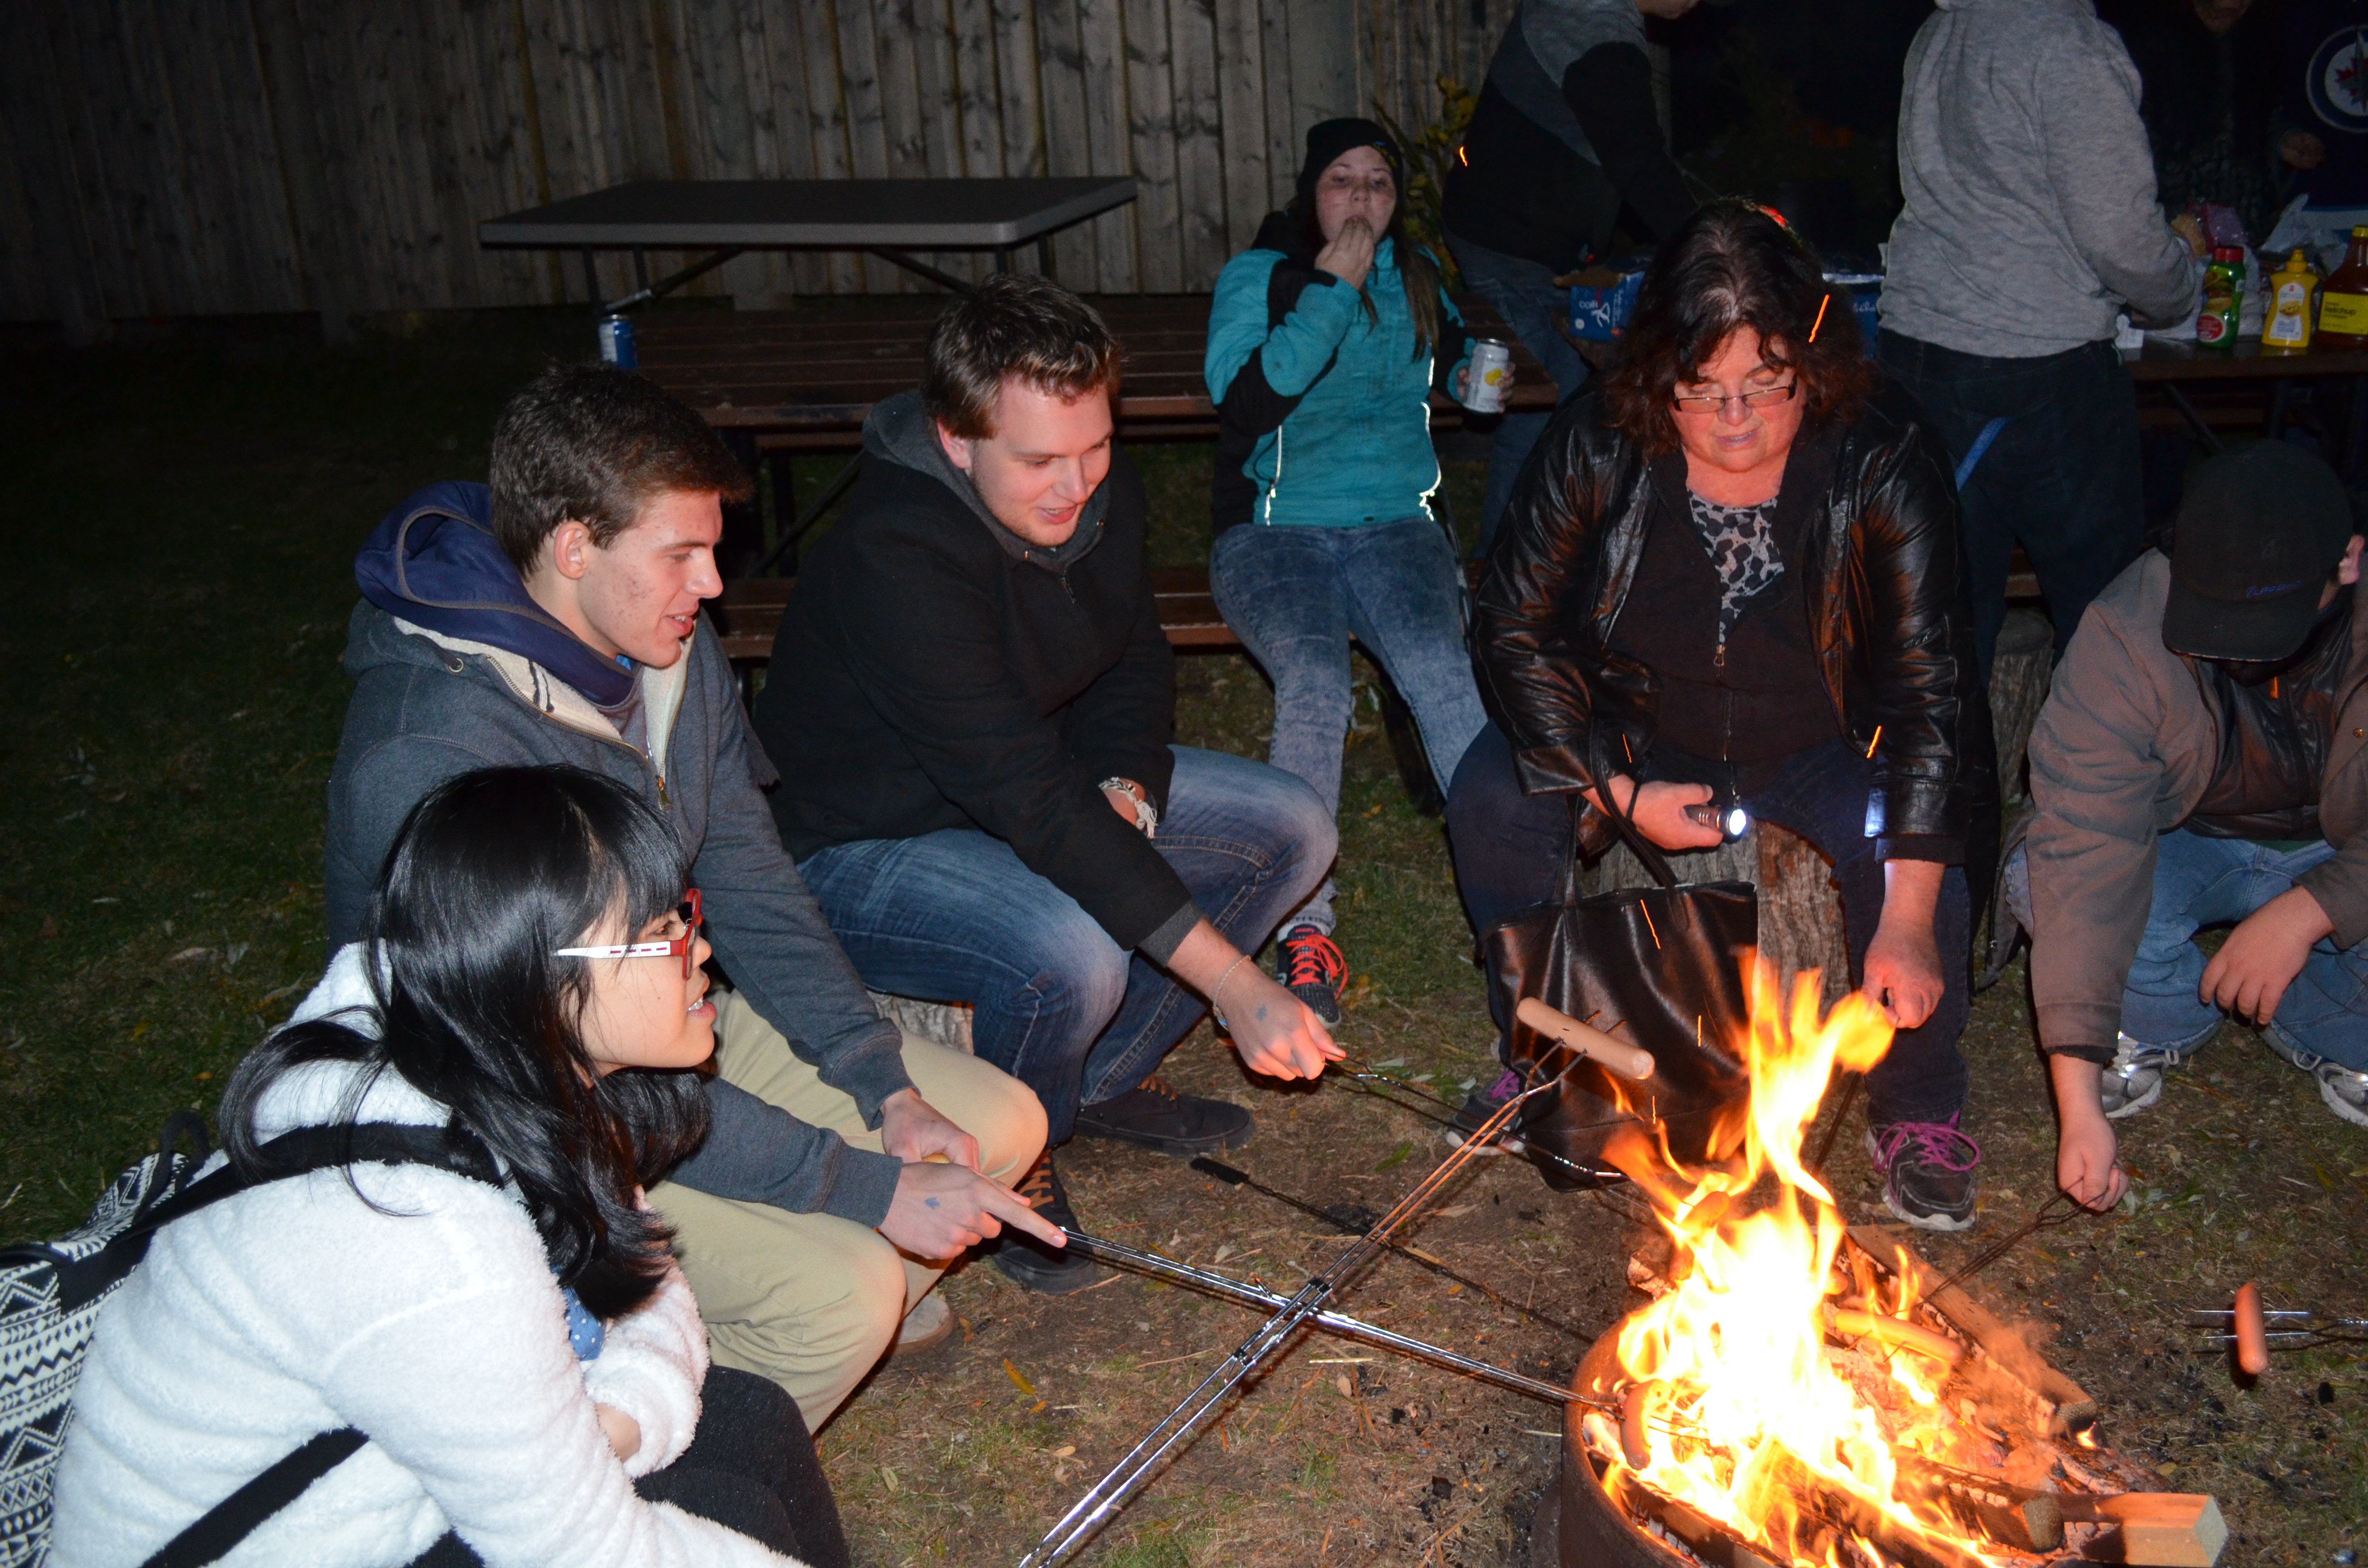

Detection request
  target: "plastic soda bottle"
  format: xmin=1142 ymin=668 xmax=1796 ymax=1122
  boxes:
xmin=2264 ymin=249 xmax=2319 ymax=354
xmin=2317 ymin=227 xmax=2368 ymax=348
xmin=2196 ymin=247 xmax=2244 ymax=350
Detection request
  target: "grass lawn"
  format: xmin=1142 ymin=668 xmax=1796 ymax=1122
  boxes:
xmin=2 ymin=308 xmax=2362 ymax=1565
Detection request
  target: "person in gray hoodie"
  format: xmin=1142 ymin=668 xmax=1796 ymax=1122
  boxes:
xmin=1879 ymin=0 xmax=2200 ymax=674
xmin=326 ymin=365 xmax=1056 ymax=1428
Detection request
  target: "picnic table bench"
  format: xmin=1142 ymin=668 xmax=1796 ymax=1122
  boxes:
xmin=637 ymin=291 xmax=1558 ymax=575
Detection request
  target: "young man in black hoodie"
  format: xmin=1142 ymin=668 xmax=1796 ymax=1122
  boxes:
xmin=752 ymin=276 xmax=1342 ymax=1293
xmin=327 ymin=365 xmax=1059 ymax=1427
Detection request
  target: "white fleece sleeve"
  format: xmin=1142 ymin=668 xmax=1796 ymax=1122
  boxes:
xmin=285 ymin=1170 xmax=804 ymax=1568
xmin=582 ymin=1260 xmax=709 ymax=1478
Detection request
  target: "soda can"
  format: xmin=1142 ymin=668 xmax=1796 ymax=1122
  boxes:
xmin=597 ymin=313 xmax=638 ymax=368
xmin=1461 ymin=338 xmax=1511 ymax=413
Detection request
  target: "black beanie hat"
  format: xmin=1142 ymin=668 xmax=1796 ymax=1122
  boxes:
xmin=1296 ymin=118 xmax=1404 ymax=210
xmin=2164 ymin=441 xmax=2358 ymax=662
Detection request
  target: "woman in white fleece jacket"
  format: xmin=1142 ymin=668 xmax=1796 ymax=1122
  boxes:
xmin=51 ymin=767 xmax=847 ymax=1568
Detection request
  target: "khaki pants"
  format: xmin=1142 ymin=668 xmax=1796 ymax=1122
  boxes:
xmin=653 ymin=991 xmax=1046 ymax=1428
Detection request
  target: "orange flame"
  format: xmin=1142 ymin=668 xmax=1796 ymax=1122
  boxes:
xmin=1601 ymin=958 xmax=1997 ymax=1566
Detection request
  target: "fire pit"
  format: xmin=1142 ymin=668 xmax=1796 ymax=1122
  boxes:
xmin=1526 ymin=969 xmax=2224 ymax=1568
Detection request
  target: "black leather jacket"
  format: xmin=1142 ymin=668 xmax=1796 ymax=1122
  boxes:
xmin=1475 ymin=382 xmax=1996 ymax=869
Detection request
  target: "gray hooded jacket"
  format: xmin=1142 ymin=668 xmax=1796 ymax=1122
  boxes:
xmin=1881 ymin=0 xmax=2198 ymax=357
xmin=325 ymin=601 xmax=911 ymax=1224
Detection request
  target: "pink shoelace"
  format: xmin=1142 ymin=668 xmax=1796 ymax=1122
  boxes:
xmin=1870 ymin=1115 xmax=1982 ymax=1172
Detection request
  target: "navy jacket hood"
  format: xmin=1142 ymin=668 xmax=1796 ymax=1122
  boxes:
xmin=353 ymin=480 xmax=636 ymax=707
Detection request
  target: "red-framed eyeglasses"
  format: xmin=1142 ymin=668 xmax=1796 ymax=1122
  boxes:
xmin=555 ymin=889 xmax=702 ymax=979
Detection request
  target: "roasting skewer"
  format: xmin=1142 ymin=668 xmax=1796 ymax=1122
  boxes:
xmin=1061 ymin=1227 xmax=1604 ymax=1410
xmin=2188 ymin=1280 xmax=2368 ymax=1367
xmin=1016 ymin=1007 xmax=1652 ymax=1567
xmin=1186 ymin=1154 xmax=1601 ymax=1341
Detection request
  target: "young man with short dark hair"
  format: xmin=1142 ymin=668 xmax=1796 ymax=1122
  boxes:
xmin=2023 ymin=442 xmax=2368 ymax=1212
xmin=753 ymin=276 xmax=1342 ymax=1293
xmin=326 ymin=364 xmax=1057 ymax=1427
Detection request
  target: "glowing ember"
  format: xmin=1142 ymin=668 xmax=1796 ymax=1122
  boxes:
xmin=1598 ymin=960 xmax=1997 ymax=1567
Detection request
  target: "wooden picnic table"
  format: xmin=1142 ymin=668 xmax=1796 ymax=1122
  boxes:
xmin=2123 ymin=337 xmax=2368 ymax=466
xmin=480 ymin=176 xmax=1139 ymax=307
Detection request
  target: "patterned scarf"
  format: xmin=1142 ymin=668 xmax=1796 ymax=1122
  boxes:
xmin=1687 ymin=491 xmax=1785 ymax=657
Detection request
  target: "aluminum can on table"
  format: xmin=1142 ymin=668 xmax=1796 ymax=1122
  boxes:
xmin=597 ymin=314 xmax=638 ymax=368
xmin=1461 ymin=339 xmax=1511 ymax=413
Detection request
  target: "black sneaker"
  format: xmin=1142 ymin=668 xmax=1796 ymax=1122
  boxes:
xmin=1275 ymin=925 xmax=1346 ymax=1025
xmin=1074 ymin=1074 xmax=1255 ymax=1156
xmin=1865 ymin=1116 xmax=1981 ymax=1233
xmin=984 ymin=1154 xmax=1104 ymax=1295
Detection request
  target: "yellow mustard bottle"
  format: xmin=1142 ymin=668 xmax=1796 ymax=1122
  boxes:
xmin=2264 ymin=248 xmax=2319 ymax=354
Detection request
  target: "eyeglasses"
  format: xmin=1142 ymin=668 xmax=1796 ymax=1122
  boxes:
xmin=1672 ymin=382 xmax=1798 ymax=413
xmin=555 ymin=889 xmax=702 ymax=979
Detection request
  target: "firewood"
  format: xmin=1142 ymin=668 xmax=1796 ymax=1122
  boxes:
xmin=1892 ymin=1453 xmax=2065 ymax=1553
xmin=1753 ymin=1441 xmax=1997 ymax=1568
xmin=1845 ymin=1225 xmax=2098 ymax=1435
xmin=1607 ymin=1468 xmax=1780 ymax=1568
xmin=2058 ymin=1494 xmax=2228 ymax=1568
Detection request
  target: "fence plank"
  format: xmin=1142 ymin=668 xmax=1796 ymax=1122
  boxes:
xmin=989 ymin=0 xmax=1042 ymax=182
xmin=1032 ymin=1 xmax=1099 ymax=285
xmin=1167 ymin=0 xmax=1226 ymax=289
xmin=0 ymin=0 xmax=1517 ymax=321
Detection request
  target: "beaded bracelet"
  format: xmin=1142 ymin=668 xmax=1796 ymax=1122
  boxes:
xmin=1209 ymin=951 xmax=1252 ymax=1029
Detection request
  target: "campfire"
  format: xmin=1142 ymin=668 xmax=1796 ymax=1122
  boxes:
xmin=1555 ymin=963 xmax=2226 ymax=1568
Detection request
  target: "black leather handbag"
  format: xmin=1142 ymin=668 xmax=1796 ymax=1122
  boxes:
xmin=1480 ymin=745 xmax=1757 ymax=1189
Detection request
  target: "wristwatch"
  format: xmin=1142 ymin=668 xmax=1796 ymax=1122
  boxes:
xmin=1099 ymin=777 xmax=1158 ymax=838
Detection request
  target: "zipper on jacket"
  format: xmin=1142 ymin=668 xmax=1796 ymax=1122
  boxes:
xmin=462 ymin=652 xmax=674 ymax=811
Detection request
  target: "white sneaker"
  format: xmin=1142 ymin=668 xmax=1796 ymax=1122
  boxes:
xmin=2100 ymin=1033 xmax=2189 ymax=1120
xmin=2263 ymin=1032 xmax=2368 ymax=1129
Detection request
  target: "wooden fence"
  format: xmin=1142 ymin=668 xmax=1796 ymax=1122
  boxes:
xmin=0 ymin=0 xmax=1525 ymax=332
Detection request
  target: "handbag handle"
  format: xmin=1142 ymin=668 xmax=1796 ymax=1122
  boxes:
xmin=1583 ymin=724 xmax=1678 ymax=891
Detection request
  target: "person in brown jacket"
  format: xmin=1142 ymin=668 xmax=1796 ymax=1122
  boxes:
xmin=2022 ymin=443 xmax=2368 ymax=1213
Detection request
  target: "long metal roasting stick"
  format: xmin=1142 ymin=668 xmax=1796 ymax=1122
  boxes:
xmin=1065 ymin=1227 xmax=1608 ymax=1410
xmin=1016 ymin=1047 xmax=1616 ymax=1568
xmin=1187 ymin=1154 xmax=1601 ymax=1342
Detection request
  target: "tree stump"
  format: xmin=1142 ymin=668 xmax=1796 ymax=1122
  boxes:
xmin=1988 ymin=608 xmax=2055 ymax=802
xmin=868 ymin=992 xmax=974 ymax=1054
xmin=1576 ymin=821 xmax=1852 ymax=1008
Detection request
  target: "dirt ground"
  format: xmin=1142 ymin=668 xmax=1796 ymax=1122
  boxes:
xmin=815 ymin=655 xmax=2368 ymax=1568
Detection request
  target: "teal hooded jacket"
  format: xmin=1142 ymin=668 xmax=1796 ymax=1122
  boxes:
xmin=1204 ymin=225 xmax=1472 ymax=532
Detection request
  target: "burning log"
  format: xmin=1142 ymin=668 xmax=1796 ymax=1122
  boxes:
xmin=1750 ymin=1442 xmax=1997 ymax=1568
xmin=1847 ymin=1225 xmax=2100 ymax=1439
xmin=1891 ymin=1453 xmax=2064 ymax=1554
xmin=1603 ymin=1466 xmax=1780 ymax=1568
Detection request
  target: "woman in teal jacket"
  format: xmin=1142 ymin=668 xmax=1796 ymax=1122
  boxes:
xmin=1205 ymin=118 xmax=1492 ymax=1021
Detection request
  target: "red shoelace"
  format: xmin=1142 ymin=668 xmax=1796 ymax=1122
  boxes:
xmin=1280 ymin=928 xmax=1345 ymax=990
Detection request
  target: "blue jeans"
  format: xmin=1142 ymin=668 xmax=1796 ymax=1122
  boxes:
xmin=2117 ymin=830 xmax=2368 ymax=1071
xmin=1209 ymin=515 xmax=1490 ymax=935
xmin=1445 ymin=725 xmax=1972 ymax=1125
xmin=795 ymin=746 xmax=1334 ymax=1144
xmin=1877 ymin=334 xmax=2143 ymax=675
xmin=1444 ymin=234 xmax=1591 ymax=555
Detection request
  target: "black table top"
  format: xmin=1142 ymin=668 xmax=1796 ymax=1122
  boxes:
xmin=479 ymin=177 xmax=1139 ymax=250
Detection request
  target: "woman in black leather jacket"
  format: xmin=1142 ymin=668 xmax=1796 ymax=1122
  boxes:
xmin=1445 ymin=200 xmax=1997 ymax=1232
